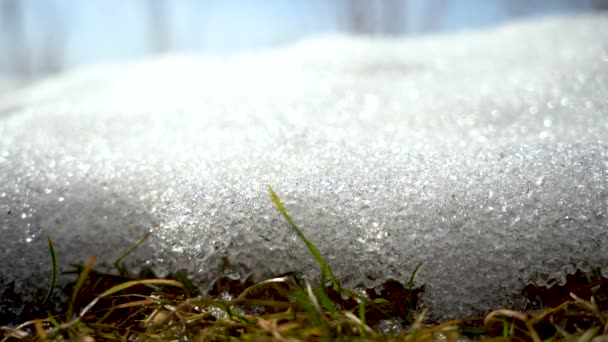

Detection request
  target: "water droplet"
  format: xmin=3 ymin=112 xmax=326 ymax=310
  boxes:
xmin=529 ymin=105 xmax=539 ymax=115
xmin=543 ymin=118 xmax=552 ymax=127
xmin=58 ymin=197 xmax=64 ymax=202
xmin=20 ymin=213 xmax=26 ymax=219
xmin=44 ymin=189 xmax=52 ymax=194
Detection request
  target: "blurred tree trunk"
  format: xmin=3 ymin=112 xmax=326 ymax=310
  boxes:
xmin=343 ymin=0 xmax=408 ymax=35
xmin=382 ymin=0 xmax=407 ymax=35
xmin=1 ymin=0 xmax=30 ymax=76
xmin=590 ymin=0 xmax=608 ymax=10
xmin=505 ymin=0 xmax=528 ymax=18
xmin=39 ymin=4 xmax=66 ymax=74
xmin=147 ymin=0 xmax=171 ymax=54
xmin=344 ymin=0 xmax=378 ymax=34
xmin=421 ymin=0 xmax=447 ymax=32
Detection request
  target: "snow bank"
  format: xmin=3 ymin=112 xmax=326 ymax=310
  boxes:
xmin=1 ymin=14 xmax=607 ymax=323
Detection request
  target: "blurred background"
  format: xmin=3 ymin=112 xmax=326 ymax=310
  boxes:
xmin=1 ymin=0 xmax=607 ymax=93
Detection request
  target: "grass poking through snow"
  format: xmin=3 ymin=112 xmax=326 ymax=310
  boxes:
xmin=1 ymin=188 xmax=607 ymax=341
xmin=41 ymin=236 xmax=57 ymax=307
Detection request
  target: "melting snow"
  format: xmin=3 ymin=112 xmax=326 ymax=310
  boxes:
xmin=1 ymin=14 xmax=607 ymax=323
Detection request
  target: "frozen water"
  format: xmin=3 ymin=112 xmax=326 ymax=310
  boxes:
xmin=1 ymin=14 xmax=607 ymax=323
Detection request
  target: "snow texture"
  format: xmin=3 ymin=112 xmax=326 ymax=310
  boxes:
xmin=1 ymin=14 xmax=607 ymax=323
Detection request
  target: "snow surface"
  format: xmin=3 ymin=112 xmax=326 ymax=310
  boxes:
xmin=1 ymin=14 xmax=607 ymax=323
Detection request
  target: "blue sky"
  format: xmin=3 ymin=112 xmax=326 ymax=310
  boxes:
xmin=0 ymin=0 xmax=602 ymax=72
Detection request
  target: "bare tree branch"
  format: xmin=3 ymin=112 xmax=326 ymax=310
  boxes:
xmin=147 ymin=0 xmax=171 ymax=54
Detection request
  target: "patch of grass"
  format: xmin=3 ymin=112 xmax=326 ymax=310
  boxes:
xmin=1 ymin=188 xmax=608 ymax=341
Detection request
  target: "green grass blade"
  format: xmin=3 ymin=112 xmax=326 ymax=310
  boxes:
xmin=407 ymin=262 xmax=422 ymax=317
xmin=359 ymin=300 xmax=366 ymax=327
xmin=314 ymin=287 xmax=337 ymax=315
xmin=46 ymin=311 xmax=61 ymax=329
xmin=268 ymin=186 xmax=341 ymax=293
xmin=42 ymin=235 xmax=58 ymax=306
xmin=113 ymin=232 xmax=151 ymax=277
xmin=293 ymin=286 xmax=324 ymax=328
xmin=355 ymin=302 xmax=370 ymax=338
xmin=217 ymin=302 xmax=254 ymax=324
xmin=408 ymin=262 xmax=422 ymax=290
xmin=172 ymin=270 xmax=198 ymax=297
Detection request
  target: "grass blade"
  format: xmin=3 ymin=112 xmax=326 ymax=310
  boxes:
xmin=42 ymin=235 xmax=58 ymax=306
xmin=46 ymin=311 xmax=61 ymax=329
xmin=268 ymin=186 xmax=341 ymax=293
xmin=408 ymin=262 xmax=422 ymax=290
xmin=407 ymin=262 xmax=422 ymax=318
xmin=292 ymin=285 xmax=325 ymax=329
xmin=314 ymin=287 xmax=337 ymax=315
xmin=359 ymin=301 xmax=366 ymax=327
xmin=80 ymin=278 xmax=185 ymax=318
xmin=67 ymin=253 xmax=96 ymax=320
xmin=113 ymin=231 xmax=151 ymax=277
